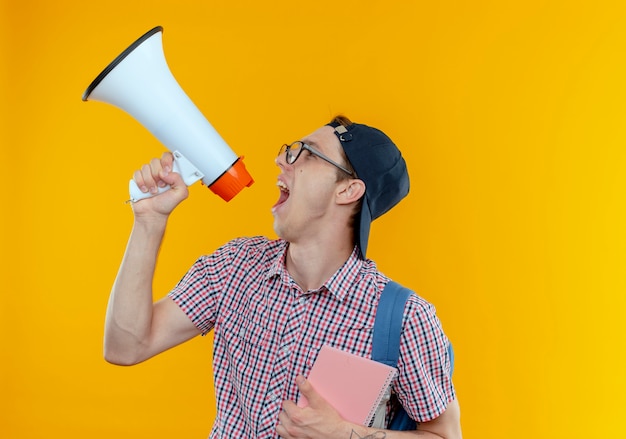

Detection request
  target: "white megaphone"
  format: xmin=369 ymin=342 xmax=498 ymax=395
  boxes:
xmin=82 ymin=26 xmax=253 ymax=202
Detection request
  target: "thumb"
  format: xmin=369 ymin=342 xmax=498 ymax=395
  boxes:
xmin=297 ymin=375 xmax=325 ymax=408
xmin=159 ymin=168 xmax=184 ymax=187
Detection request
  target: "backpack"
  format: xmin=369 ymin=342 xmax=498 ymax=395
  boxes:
xmin=371 ymin=281 xmax=455 ymax=431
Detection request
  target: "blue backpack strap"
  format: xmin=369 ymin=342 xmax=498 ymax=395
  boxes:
xmin=372 ymin=281 xmax=455 ymax=431
xmin=372 ymin=281 xmax=416 ymax=430
xmin=372 ymin=281 xmax=412 ymax=366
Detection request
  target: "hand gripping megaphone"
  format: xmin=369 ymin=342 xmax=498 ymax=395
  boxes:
xmin=82 ymin=26 xmax=253 ymax=202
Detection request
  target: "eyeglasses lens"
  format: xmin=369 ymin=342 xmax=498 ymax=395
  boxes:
xmin=288 ymin=142 xmax=304 ymax=164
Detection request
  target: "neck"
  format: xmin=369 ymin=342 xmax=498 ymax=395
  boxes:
xmin=285 ymin=236 xmax=355 ymax=292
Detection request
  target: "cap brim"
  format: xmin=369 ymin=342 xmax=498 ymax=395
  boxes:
xmin=356 ymin=196 xmax=373 ymax=258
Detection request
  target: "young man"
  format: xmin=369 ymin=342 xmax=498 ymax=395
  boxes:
xmin=105 ymin=116 xmax=462 ymax=438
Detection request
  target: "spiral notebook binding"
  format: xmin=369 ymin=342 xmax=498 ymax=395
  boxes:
xmin=365 ymin=368 xmax=398 ymax=427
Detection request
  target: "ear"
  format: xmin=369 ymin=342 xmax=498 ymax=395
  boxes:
xmin=336 ymin=179 xmax=366 ymax=206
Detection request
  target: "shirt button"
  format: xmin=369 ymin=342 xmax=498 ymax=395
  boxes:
xmin=269 ymin=392 xmax=279 ymax=402
xmin=299 ymin=297 xmax=307 ymax=305
xmin=281 ymin=345 xmax=290 ymax=355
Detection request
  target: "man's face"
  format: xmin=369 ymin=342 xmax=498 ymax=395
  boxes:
xmin=272 ymin=125 xmax=348 ymax=244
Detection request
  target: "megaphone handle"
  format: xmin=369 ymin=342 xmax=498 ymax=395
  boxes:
xmin=128 ymin=151 xmax=204 ymax=203
xmin=128 ymin=178 xmax=172 ymax=202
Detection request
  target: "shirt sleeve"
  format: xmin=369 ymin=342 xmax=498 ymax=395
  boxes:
xmin=168 ymin=240 xmax=239 ymax=335
xmin=394 ymin=294 xmax=456 ymax=423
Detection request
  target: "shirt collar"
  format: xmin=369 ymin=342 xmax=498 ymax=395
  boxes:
xmin=266 ymin=240 xmax=289 ymax=280
xmin=266 ymin=242 xmax=363 ymax=302
xmin=323 ymin=246 xmax=363 ymax=301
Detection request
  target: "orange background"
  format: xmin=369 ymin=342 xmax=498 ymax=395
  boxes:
xmin=1 ymin=1 xmax=625 ymax=438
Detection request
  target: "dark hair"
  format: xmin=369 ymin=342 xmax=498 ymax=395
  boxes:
xmin=331 ymin=114 xmax=353 ymax=128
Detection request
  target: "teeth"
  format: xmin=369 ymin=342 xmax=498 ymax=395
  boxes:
xmin=277 ymin=180 xmax=289 ymax=193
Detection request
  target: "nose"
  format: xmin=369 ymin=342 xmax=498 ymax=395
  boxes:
xmin=275 ymin=148 xmax=289 ymax=168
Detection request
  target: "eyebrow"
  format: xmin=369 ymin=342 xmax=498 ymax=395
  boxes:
xmin=300 ymin=138 xmax=319 ymax=148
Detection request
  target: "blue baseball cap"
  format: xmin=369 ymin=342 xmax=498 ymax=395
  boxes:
xmin=327 ymin=119 xmax=410 ymax=258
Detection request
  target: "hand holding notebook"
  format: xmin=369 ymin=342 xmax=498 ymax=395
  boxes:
xmin=297 ymin=345 xmax=398 ymax=426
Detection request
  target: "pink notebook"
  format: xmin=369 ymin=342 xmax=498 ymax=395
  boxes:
xmin=298 ymin=345 xmax=397 ymax=426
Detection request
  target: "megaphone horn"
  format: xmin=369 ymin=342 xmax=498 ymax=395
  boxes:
xmin=82 ymin=26 xmax=253 ymax=202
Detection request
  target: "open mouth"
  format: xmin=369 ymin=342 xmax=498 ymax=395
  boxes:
xmin=273 ymin=180 xmax=290 ymax=210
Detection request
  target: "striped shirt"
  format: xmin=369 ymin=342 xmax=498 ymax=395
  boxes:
xmin=169 ymin=237 xmax=454 ymax=438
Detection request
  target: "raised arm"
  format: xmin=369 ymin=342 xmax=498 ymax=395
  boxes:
xmin=104 ymin=152 xmax=201 ymax=365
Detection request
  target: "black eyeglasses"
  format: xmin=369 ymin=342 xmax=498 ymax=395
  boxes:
xmin=278 ymin=141 xmax=354 ymax=176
